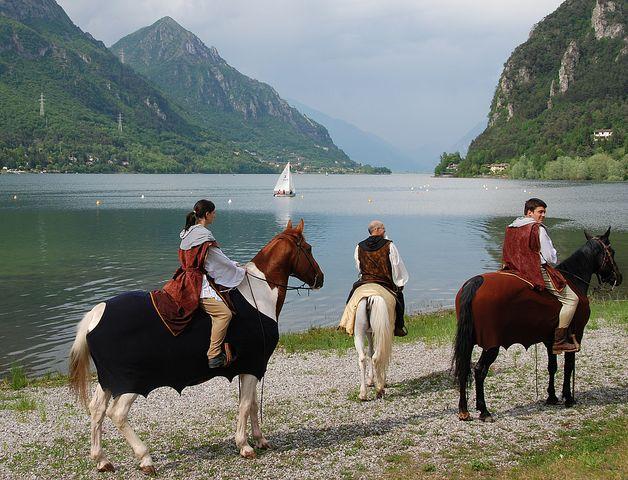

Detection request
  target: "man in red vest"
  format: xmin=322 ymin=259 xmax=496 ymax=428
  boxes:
xmin=502 ymin=198 xmax=579 ymax=354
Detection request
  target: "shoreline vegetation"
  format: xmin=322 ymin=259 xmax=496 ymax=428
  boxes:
xmin=434 ymin=150 xmax=628 ymax=181
xmin=2 ymin=299 xmax=625 ymax=389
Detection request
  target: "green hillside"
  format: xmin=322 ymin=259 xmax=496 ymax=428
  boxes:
xmin=110 ymin=17 xmax=356 ymax=171
xmin=0 ymin=1 xmax=376 ymax=173
xmin=454 ymin=0 xmax=627 ymax=179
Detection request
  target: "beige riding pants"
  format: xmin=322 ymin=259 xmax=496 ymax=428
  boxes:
xmin=541 ymin=268 xmax=579 ymax=328
xmin=199 ymin=298 xmax=233 ymax=359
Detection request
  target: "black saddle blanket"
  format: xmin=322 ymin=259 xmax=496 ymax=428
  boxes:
xmin=86 ymin=290 xmax=279 ymax=398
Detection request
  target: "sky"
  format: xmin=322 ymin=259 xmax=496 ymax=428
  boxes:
xmin=57 ymin=0 xmax=564 ymax=161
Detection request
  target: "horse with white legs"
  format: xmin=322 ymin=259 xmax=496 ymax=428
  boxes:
xmin=69 ymin=219 xmax=323 ymax=474
xmin=354 ymin=296 xmax=393 ymax=400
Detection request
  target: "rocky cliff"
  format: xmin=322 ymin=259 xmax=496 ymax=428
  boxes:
xmin=464 ymin=0 xmax=626 ymax=171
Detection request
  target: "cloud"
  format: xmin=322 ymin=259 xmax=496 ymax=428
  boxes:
xmin=57 ymin=0 xmax=564 ymax=159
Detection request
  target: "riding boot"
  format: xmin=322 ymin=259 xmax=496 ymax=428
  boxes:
xmin=552 ymin=328 xmax=578 ymax=354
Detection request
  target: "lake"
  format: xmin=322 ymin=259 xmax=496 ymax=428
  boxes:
xmin=0 ymin=173 xmax=626 ymax=376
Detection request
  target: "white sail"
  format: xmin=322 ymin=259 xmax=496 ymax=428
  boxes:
xmin=273 ymin=162 xmax=295 ymax=196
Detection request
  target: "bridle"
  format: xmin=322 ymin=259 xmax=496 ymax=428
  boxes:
xmin=245 ymin=233 xmax=320 ymax=292
xmin=557 ymin=237 xmax=619 ymax=290
xmin=592 ymin=237 xmax=620 ymax=287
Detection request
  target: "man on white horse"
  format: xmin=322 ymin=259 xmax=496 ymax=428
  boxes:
xmin=340 ymin=220 xmax=409 ymax=336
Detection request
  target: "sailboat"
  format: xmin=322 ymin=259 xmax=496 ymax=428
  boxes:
xmin=273 ymin=162 xmax=296 ymax=197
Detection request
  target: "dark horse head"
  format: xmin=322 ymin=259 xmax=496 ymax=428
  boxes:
xmin=558 ymin=227 xmax=622 ymax=295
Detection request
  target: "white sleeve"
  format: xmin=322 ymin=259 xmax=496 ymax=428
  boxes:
xmin=389 ymin=243 xmax=409 ymax=287
xmin=354 ymin=245 xmax=360 ymax=272
xmin=539 ymin=226 xmax=558 ymax=265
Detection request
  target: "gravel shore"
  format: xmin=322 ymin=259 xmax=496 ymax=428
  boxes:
xmin=1 ymin=324 xmax=626 ymax=479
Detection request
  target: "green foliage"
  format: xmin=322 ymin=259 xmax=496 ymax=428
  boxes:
xmin=503 ymin=149 xmax=627 ymax=181
xmin=0 ymin=11 xmax=366 ymax=173
xmin=465 ymin=0 xmax=627 ymax=170
xmin=434 ymin=152 xmax=463 ymax=175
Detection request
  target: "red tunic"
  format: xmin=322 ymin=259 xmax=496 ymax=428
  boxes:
xmin=502 ymin=222 xmax=566 ymax=291
xmin=150 ymin=241 xmax=214 ymax=336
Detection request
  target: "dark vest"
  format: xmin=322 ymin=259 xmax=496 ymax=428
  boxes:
xmin=357 ymin=238 xmax=395 ymax=290
xmin=502 ymin=222 xmax=566 ymax=291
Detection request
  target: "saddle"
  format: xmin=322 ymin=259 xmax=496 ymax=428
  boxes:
xmin=469 ymin=272 xmax=590 ymax=350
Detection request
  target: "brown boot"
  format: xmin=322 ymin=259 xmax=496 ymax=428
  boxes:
xmin=552 ymin=328 xmax=578 ymax=354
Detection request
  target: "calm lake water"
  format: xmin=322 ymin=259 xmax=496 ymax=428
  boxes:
xmin=0 ymin=173 xmax=626 ymax=376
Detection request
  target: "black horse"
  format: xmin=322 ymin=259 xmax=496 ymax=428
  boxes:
xmin=452 ymin=228 xmax=622 ymax=421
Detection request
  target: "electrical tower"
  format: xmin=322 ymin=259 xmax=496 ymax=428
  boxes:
xmin=120 ymin=49 xmax=125 ymax=64
xmin=118 ymin=113 xmax=123 ymax=132
xmin=39 ymin=93 xmax=45 ymax=117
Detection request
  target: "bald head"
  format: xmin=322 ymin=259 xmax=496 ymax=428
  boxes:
xmin=368 ymin=220 xmax=385 ymax=236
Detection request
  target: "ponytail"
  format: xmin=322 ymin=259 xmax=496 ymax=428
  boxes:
xmin=183 ymin=199 xmax=215 ymax=231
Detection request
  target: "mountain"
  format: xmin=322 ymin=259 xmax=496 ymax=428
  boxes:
xmin=287 ymin=100 xmax=426 ymax=172
xmin=110 ymin=17 xmax=356 ymax=171
xmin=462 ymin=0 xmax=627 ymax=174
xmin=0 ymin=0 xmax=244 ymax=172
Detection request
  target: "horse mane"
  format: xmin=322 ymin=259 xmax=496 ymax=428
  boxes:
xmin=556 ymin=239 xmax=598 ymax=294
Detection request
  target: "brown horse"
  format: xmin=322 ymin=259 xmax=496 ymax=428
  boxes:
xmin=452 ymin=228 xmax=622 ymax=421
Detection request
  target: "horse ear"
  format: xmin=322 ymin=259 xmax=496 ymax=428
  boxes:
xmin=584 ymin=229 xmax=593 ymax=241
xmin=295 ymin=218 xmax=304 ymax=233
xmin=286 ymin=219 xmax=293 ymax=230
xmin=602 ymin=226 xmax=611 ymax=239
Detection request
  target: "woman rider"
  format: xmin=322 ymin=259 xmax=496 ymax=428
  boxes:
xmin=150 ymin=199 xmax=245 ymax=368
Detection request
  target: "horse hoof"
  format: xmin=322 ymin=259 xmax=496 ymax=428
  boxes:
xmin=480 ymin=415 xmax=494 ymax=423
xmin=376 ymin=390 xmax=385 ymax=399
xmin=256 ymin=440 xmax=271 ymax=450
xmin=458 ymin=412 xmax=471 ymax=421
xmin=97 ymin=462 xmax=115 ymax=473
xmin=564 ymin=399 xmax=575 ymax=408
xmin=140 ymin=465 xmax=157 ymax=476
xmin=240 ymin=447 xmax=257 ymax=459
xmin=545 ymin=396 xmax=559 ymax=405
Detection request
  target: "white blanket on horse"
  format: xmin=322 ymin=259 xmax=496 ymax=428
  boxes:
xmin=339 ymin=284 xmax=396 ymax=335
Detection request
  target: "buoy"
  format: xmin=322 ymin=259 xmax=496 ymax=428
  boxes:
xmin=300 ymin=194 xmax=304 ymax=199
xmin=410 ymin=186 xmax=414 ymax=191
xmin=523 ymin=189 xmax=527 ymax=193
xmin=368 ymin=198 xmax=372 ymax=203
xmin=227 ymin=199 xmax=232 ymax=204
xmin=12 ymin=195 xmax=17 ymax=200
xmin=141 ymin=194 xmax=145 ymax=199
xmin=96 ymin=200 xmax=102 ymax=206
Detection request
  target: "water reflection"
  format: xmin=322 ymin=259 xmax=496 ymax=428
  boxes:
xmin=0 ymin=174 xmax=626 ymax=376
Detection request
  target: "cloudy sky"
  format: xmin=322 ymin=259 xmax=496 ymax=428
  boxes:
xmin=58 ymin=0 xmax=564 ymax=161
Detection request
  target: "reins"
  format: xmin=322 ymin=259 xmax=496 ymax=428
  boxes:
xmin=242 ymin=231 xmax=320 ymax=422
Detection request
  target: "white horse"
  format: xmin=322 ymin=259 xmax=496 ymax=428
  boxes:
xmin=354 ymin=296 xmax=393 ymax=400
xmin=69 ymin=220 xmax=323 ymax=474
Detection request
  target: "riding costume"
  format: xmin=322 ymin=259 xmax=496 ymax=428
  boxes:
xmin=502 ymin=216 xmax=579 ymax=353
xmin=151 ymin=223 xmax=245 ymax=366
xmin=343 ymin=234 xmax=409 ymax=336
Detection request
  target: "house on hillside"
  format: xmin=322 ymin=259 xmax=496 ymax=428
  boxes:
xmin=593 ymin=129 xmax=613 ymax=141
xmin=489 ymin=163 xmax=509 ymax=174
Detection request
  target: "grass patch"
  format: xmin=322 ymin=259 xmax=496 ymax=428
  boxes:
xmin=278 ymin=299 xmax=626 ymax=354
xmin=279 ymin=310 xmax=456 ymax=354
xmin=8 ymin=365 xmax=28 ymax=390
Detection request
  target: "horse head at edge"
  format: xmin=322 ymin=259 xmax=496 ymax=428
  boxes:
xmin=584 ymin=226 xmax=622 ymax=287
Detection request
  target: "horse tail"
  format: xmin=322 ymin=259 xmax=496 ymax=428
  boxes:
xmin=69 ymin=303 xmax=103 ymax=409
xmin=369 ymin=296 xmax=393 ymax=376
xmin=452 ymin=275 xmax=483 ymax=390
